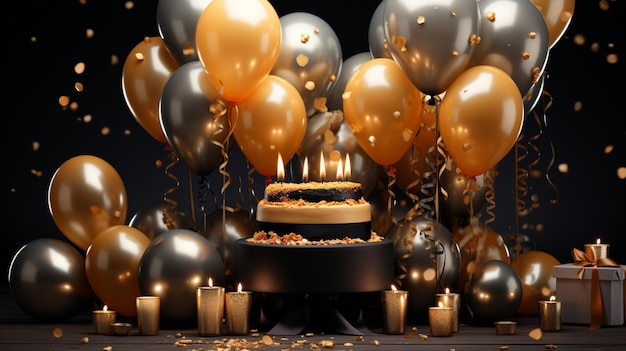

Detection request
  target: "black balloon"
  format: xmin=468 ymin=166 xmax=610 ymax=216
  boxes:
xmin=386 ymin=215 xmax=461 ymax=323
xmin=465 ymin=260 xmax=523 ymax=324
xmin=138 ymin=229 xmax=226 ymax=327
xmin=129 ymin=200 xmax=197 ymax=240
xmin=8 ymin=238 xmax=95 ymax=321
xmin=201 ymin=209 xmax=255 ymax=288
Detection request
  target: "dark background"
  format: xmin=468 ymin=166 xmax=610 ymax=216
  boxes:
xmin=3 ymin=0 xmax=625 ymax=282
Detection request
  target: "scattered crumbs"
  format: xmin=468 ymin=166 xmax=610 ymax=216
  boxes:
xmin=52 ymin=327 xmax=63 ymax=338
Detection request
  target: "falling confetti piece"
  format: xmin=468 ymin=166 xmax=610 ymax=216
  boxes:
xmin=53 ymin=328 xmax=63 ymax=338
xmin=528 ymin=327 xmax=542 ymax=340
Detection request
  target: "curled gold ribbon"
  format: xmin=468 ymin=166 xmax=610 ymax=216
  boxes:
xmin=571 ymin=248 xmax=620 ymax=330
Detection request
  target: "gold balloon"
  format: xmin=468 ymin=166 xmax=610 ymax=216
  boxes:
xmin=439 ymin=65 xmax=524 ymax=177
xmin=85 ymin=225 xmax=152 ymax=317
xmin=453 ymin=221 xmax=510 ymax=292
xmin=511 ymin=250 xmax=560 ymax=315
xmin=196 ymin=0 xmax=281 ymax=102
xmin=48 ymin=155 xmax=128 ymax=251
xmin=343 ymin=58 xmax=424 ymax=166
xmin=232 ymin=75 xmax=308 ymax=177
xmin=530 ymin=0 xmax=575 ymax=49
xmin=122 ymin=36 xmax=180 ymax=143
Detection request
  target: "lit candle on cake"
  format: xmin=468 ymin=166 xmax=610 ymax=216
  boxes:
xmin=276 ymin=153 xmax=285 ymax=182
xmin=225 ymin=282 xmax=252 ymax=335
xmin=435 ymin=288 xmax=461 ymax=332
xmin=344 ymin=153 xmax=351 ymax=180
xmin=336 ymin=157 xmax=344 ymax=181
xmin=197 ymin=277 xmax=225 ymax=336
xmin=302 ymin=157 xmax=309 ymax=182
xmin=92 ymin=305 xmax=116 ymax=335
xmin=382 ymin=284 xmax=408 ymax=334
xmin=539 ymin=296 xmax=562 ymax=331
xmin=585 ymin=238 xmax=609 ymax=261
xmin=319 ymin=151 xmax=326 ymax=181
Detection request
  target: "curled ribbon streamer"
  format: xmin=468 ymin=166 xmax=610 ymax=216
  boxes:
xmin=385 ymin=166 xmax=399 ymax=227
xmin=539 ymin=88 xmax=559 ymax=205
xmin=403 ymin=144 xmax=423 ymax=219
xmin=163 ymin=150 xmax=180 ymax=206
xmin=571 ymin=248 xmax=621 ymax=330
xmin=394 ymin=219 xmax=417 ymax=288
xmin=513 ymin=137 xmax=529 ymax=260
xmin=482 ymin=172 xmax=496 ymax=226
xmin=419 ymin=220 xmax=446 ymax=291
xmin=196 ymin=175 xmax=216 ymax=233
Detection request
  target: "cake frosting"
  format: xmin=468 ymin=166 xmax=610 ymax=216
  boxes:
xmin=254 ymin=181 xmax=372 ymax=241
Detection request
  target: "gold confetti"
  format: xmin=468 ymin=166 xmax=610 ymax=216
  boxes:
xmin=86 ymin=28 xmax=94 ymax=38
xmin=451 ymin=49 xmax=459 ymax=56
xmin=300 ymin=33 xmax=310 ymax=44
xmin=101 ymin=126 xmax=110 ymax=135
xmin=52 ymin=328 xmax=63 ymax=338
xmin=182 ymin=42 xmax=194 ymax=56
xmin=111 ymin=55 xmax=119 ymax=65
xmin=32 ymin=141 xmax=40 ymax=151
xmin=74 ymin=62 xmax=85 ymax=74
xmin=69 ymin=101 xmax=78 ymax=111
xmin=83 ymin=114 xmax=92 ymax=123
xmin=528 ymin=327 xmax=542 ymax=340
xmin=463 ymin=142 xmax=472 ymax=151
xmin=80 ymin=337 xmax=89 ymax=343
xmin=296 ymin=53 xmax=309 ymax=67
xmin=31 ymin=36 xmax=37 ymax=42
xmin=607 ymin=53 xmax=618 ymax=64
xmin=529 ymin=31 xmax=536 ymax=39
xmin=604 ymin=145 xmax=614 ymax=154
xmin=314 ymin=97 xmax=328 ymax=112
xmin=314 ymin=27 xmax=320 ymax=34
xmin=573 ymin=101 xmax=582 ymax=112
xmin=368 ymin=135 xmax=376 ymax=146
xmin=262 ymin=335 xmax=273 ymax=345
xmin=486 ymin=11 xmax=496 ymax=22
xmin=305 ymin=80 xmax=315 ymax=91
xmin=124 ymin=1 xmax=134 ymax=10
xmin=617 ymin=167 xmax=626 ymax=180
xmin=522 ymin=51 xmax=530 ymax=60
xmin=59 ymin=96 xmax=70 ymax=107
xmin=416 ymin=16 xmax=425 ymax=25
xmin=450 ymin=10 xmax=456 ymax=16
xmin=155 ymin=160 xmax=163 ymax=168
xmin=329 ymin=74 xmax=336 ymax=82
xmin=31 ymin=169 xmax=43 ymax=177
xmin=134 ymin=52 xmax=145 ymax=61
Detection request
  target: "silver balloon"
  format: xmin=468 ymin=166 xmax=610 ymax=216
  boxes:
xmin=129 ymin=200 xmax=197 ymax=240
xmin=8 ymin=238 xmax=95 ymax=321
xmin=325 ymin=52 xmax=373 ymax=112
xmin=383 ymin=0 xmax=480 ymax=95
xmin=465 ymin=260 xmax=523 ymax=323
xmin=368 ymin=0 xmax=392 ymax=59
xmin=201 ymin=209 xmax=255 ymax=288
xmin=298 ymin=110 xmax=382 ymax=198
xmin=156 ymin=0 xmax=213 ymax=64
xmin=160 ymin=61 xmax=232 ymax=176
xmin=386 ymin=215 xmax=461 ymax=323
xmin=138 ymin=229 xmax=226 ymax=327
xmin=271 ymin=12 xmax=343 ymax=117
xmin=467 ymin=0 xmax=550 ymax=96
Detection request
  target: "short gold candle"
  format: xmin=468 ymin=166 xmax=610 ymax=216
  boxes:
xmin=585 ymin=238 xmax=609 ymax=261
xmin=381 ymin=285 xmax=408 ymax=335
xmin=435 ymin=289 xmax=461 ymax=332
xmin=428 ymin=306 xmax=454 ymax=337
xmin=197 ymin=284 xmax=225 ymax=336
xmin=224 ymin=284 xmax=252 ymax=336
xmin=539 ymin=297 xmax=562 ymax=332
xmin=136 ymin=296 xmax=160 ymax=336
xmin=92 ymin=306 xmax=116 ymax=335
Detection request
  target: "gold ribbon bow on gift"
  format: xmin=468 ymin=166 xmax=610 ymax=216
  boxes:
xmin=571 ymin=248 xmax=620 ymax=330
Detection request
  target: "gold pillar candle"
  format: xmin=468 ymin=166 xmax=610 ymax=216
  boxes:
xmin=136 ymin=296 xmax=160 ymax=336
xmin=224 ymin=283 xmax=252 ymax=335
xmin=381 ymin=285 xmax=408 ymax=335
xmin=539 ymin=296 xmax=562 ymax=331
xmin=92 ymin=306 xmax=116 ymax=335
xmin=428 ymin=306 xmax=454 ymax=337
xmin=197 ymin=282 xmax=225 ymax=336
xmin=585 ymin=238 xmax=609 ymax=261
xmin=435 ymin=289 xmax=461 ymax=332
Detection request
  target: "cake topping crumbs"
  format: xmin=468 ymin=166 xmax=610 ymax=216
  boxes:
xmin=248 ymin=231 xmax=382 ymax=245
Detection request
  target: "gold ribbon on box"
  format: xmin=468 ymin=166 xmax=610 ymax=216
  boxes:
xmin=571 ymin=248 xmax=620 ymax=330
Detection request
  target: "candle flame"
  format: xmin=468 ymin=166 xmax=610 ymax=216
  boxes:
xmin=344 ymin=154 xmax=351 ymax=179
xmin=336 ymin=158 xmax=344 ymax=181
xmin=237 ymin=282 xmax=243 ymax=293
xmin=103 ymin=305 xmax=108 ymax=311
xmin=208 ymin=277 xmax=213 ymax=288
xmin=391 ymin=284 xmax=397 ymax=292
xmin=445 ymin=287 xmax=450 ymax=294
xmin=550 ymin=296 xmax=556 ymax=302
xmin=277 ymin=153 xmax=284 ymax=181
xmin=319 ymin=151 xmax=326 ymax=181
xmin=303 ymin=157 xmax=309 ymax=182
xmin=596 ymin=238 xmax=601 ymax=245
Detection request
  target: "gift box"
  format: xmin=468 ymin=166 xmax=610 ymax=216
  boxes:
xmin=553 ymin=263 xmax=625 ymax=326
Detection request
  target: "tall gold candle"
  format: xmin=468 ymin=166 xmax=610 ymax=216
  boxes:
xmin=435 ymin=288 xmax=461 ymax=332
xmin=197 ymin=278 xmax=225 ymax=336
xmin=224 ymin=283 xmax=252 ymax=335
xmin=381 ymin=285 xmax=408 ymax=335
xmin=136 ymin=296 xmax=160 ymax=336
xmin=585 ymin=238 xmax=609 ymax=261
xmin=428 ymin=306 xmax=454 ymax=337
xmin=539 ymin=296 xmax=562 ymax=331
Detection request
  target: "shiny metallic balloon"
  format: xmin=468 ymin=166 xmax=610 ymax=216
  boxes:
xmin=368 ymin=0 xmax=392 ymax=59
xmin=160 ymin=61 xmax=232 ymax=176
xmin=129 ymin=200 xmax=197 ymax=240
xmin=201 ymin=209 xmax=255 ymax=288
xmin=299 ymin=110 xmax=382 ymax=197
xmin=439 ymin=162 xmax=492 ymax=218
xmin=157 ymin=0 xmax=213 ymax=64
xmin=387 ymin=216 xmax=461 ymax=323
xmin=8 ymin=238 xmax=95 ymax=321
xmin=138 ymin=229 xmax=226 ymax=327
xmin=466 ymin=260 xmax=523 ymax=323
xmin=325 ymin=52 xmax=372 ymax=112
xmin=383 ymin=0 xmax=480 ymax=95
xmin=271 ymin=12 xmax=343 ymax=117
xmin=468 ymin=0 xmax=550 ymax=96
xmin=511 ymin=250 xmax=560 ymax=315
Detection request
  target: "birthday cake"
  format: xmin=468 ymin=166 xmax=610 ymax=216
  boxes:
xmin=234 ymin=181 xmax=394 ymax=294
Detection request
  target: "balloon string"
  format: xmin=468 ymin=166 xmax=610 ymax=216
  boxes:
xmin=419 ymin=95 xmax=442 ymax=220
xmin=513 ymin=136 xmax=529 ymax=261
xmin=247 ymin=163 xmax=259 ymax=218
xmin=385 ymin=166 xmax=399 ymax=227
xmin=217 ymin=104 xmax=234 ymax=212
xmin=483 ymin=170 xmax=496 ymax=226
xmin=395 ymin=218 xmax=416 ymax=288
xmin=188 ymin=169 xmax=196 ymax=224
xmin=163 ymin=150 xmax=180 ymax=207
xmin=196 ymin=175 xmax=214 ymax=234
xmin=539 ymin=87 xmax=559 ymax=205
